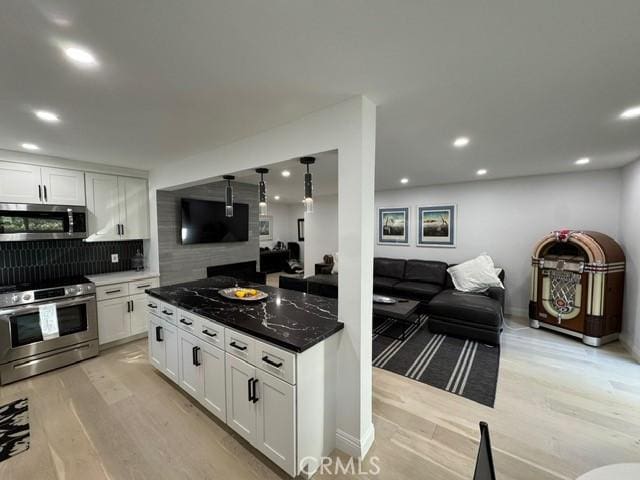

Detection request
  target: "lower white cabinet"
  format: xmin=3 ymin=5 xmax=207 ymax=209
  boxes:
xmin=130 ymin=294 xmax=149 ymax=335
xmin=97 ymin=297 xmax=130 ymax=344
xmin=148 ymin=313 xmax=179 ymax=382
xmin=148 ymin=301 xmax=339 ymax=478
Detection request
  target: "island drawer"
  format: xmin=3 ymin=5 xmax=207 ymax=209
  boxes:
xmin=146 ymin=297 xmax=161 ymax=312
xmin=224 ymin=329 xmax=255 ymax=363
xmin=176 ymin=311 xmax=199 ymax=335
xmin=255 ymin=339 xmax=296 ymax=385
xmin=159 ymin=302 xmax=177 ymax=324
xmin=197 ymin=318 xmax=225 ymax=349
xmin=96 ymin=282 xmax=129 ymax=301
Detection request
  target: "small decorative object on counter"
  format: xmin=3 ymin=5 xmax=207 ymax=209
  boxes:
xmin=132 ymin=249 xmax=145 ymax=271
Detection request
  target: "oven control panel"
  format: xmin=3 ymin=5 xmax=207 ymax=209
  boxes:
xmin=0 ymin=283 xmax=95 ymax=308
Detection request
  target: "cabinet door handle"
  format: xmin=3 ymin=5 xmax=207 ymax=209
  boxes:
xmin=202 ymin=329 xmax=217 ymax=338
xmin=121 ymin=224 xmax=125 ymax=236
xmin=43 ymin=185 xmax=48 ymax=202
xmin=248 ymin=377 xmax=254 ymax=402
xmin=229 ymin=341 xmax=247 ymax=351
xmin=130 ymin=300 xmax=134 ymax=312
xmin=252 ymin=378 xmax=259 ymax=403
xmin=180 ymin=318 xmax=193 ymax=326
xmin=148 ymin=303 xmax=157 ymax=309
xmin=155 ymin=326 xmax=163 ymax=342
xmin=38 ymin=185 xmax=42 ymax=201
xmin=137 ymin=284 xmax=151 ymax=289
xmin=162 ymin=310 xmax=173 ymax=316
xmin=127 ymin=300 xmax=131 ymax=313
xmin=192 ymin=346 xmax=201 ymax=366
xmin=106 ymin=289 xmax=121 ymax=294
xmin=262 ymin=356 xmax=283 ymax=368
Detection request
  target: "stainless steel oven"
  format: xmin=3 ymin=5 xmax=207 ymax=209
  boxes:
xmin=0 ymin=278 xmax=98 ymax=384
xmin=0 ymin=203 xmax=87 ymax=241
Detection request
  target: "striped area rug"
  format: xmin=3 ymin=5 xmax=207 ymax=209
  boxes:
xmin=373 ymin=315 xmax=500 ymax=407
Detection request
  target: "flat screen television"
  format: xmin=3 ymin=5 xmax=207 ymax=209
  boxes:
xmin=180 ymin=198 xmax=249 ymax=244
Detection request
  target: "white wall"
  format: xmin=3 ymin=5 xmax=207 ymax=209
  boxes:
xmin=304 ymin=195 xmax=339 ymax=276
xmin=148 ymin=96 xmax=377 ymax=458
xmin=259 ymin=202 xmax=299 ymax=249
xmin=375 ymin=169 xmax=622 ymax=316
xmin=620 ymin=158 xmax=640 ymax=361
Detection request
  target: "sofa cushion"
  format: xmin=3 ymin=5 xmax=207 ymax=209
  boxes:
xmin=447 ymin=255 xmax=504 ymax=292
xmin=427 ymin=290 xmax=503 ymax=328
xmin=404 ymin=260 xmax=448 ymax=286
xmin=373 ymin=276 xmax=401 ymax=293
xmin=392 ymin=281 xmax=442 ymax=303
xmin=306 ymin=274 xmax=338 ymax=287
xmin=374 ymin=258 xmax=406 ymax=280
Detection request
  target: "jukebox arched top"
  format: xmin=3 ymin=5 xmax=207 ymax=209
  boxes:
xmin=532 ymin=230 xmax=625 ymax=267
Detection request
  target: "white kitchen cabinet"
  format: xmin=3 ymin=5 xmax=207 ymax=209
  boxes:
xmin=0 ymin=162 xmax=42 ymax=204
xmin=97 ymin=297 xmax=130 ymax=344
xmin=40 ymin=167 xmax=85 ymax=206
xmin=0 ymin=161 xmax=85 ymax=205
xmin=178 ymin=330 xmax=202 ymax=397
xmin=148 ymin=313 xmax=179 ymax=382
xmin=118 ymin=176 xmax=149 ymax=239
xmin=130 ymin=294 xmax=149 ymax=335
xmin=225 ymin=353 xmax=258 ymax=444
xmin=201 ymin=340 xmax=227 ymax=421
xmin=85 ymin=173 xmax=121 ymax=241
xmin=85 ymin=173 xmax=149 ymax=241
xmin=255 ymin=370 xmax=296 ymax=474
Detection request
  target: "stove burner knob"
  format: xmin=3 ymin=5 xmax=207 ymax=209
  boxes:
xmin=11 ymin=294 xmax=20 ymax=304
xmin=22 ymin=293 xmax=32 ymax=302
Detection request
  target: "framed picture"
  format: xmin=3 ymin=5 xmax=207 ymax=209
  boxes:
xmin=417 ymin=205 xmax=456 ymax=247
xmin=297 ymin=218 xmax=304 ymax=241
xmin=378 ymin=207 xmax=409 ymax=245
xmin=259 ymin=216 xmax=273 ymax=241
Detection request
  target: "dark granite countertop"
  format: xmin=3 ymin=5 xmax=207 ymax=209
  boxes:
xmin=146 ymin=276 xmax=342 ymax=353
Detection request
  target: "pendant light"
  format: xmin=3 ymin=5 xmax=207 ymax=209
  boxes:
xmin=300 ymin=156 xmax=315 ymax=213
xmin=223 ymin=175 xmax=235 ymax=217
xmin=256 ymin=168 xmax=269 ymax=216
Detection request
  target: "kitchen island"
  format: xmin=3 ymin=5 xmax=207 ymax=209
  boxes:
xmin=145 ymin=276 xmax=343 ymax=478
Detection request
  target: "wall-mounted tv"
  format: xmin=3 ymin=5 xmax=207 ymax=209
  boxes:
xmin=180 ymin=198 xmax=249 ymax=244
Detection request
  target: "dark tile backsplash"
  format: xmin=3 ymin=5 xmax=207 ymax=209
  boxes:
xmin=0 ymin=239 xmax=143 ymax=285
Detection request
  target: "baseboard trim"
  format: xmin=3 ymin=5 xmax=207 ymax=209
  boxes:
xmin=619 ymin=335 xmax=640 ymax=363
xmin=335 ymin=423 xmax=375 ymax=459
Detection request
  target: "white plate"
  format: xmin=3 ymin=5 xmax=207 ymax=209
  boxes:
xmin=219 ymin=287 xmax=269 ymax=302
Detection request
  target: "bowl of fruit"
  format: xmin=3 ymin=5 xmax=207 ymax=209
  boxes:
xmin=218 ymin=287 xmax=269 ymax=302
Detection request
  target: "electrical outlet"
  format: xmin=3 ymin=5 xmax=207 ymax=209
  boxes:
xmin=111 ymin=253 xmax=119 ymax=263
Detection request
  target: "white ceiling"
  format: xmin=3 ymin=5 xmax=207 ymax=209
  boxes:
xmin=234 ymin=151 xmax=338 ymax=204
xmin=2 ymin=1 xmax=640 ymax=190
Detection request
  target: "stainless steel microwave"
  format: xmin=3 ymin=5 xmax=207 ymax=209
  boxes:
xmin=0 ymin=203 xmax=88 ymax=241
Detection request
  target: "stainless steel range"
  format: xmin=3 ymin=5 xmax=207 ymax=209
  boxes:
xmin=0 ymin=276 xmax=98 ymax=384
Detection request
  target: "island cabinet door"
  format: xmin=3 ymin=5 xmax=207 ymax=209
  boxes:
xmin=201 ymin=341 xmax=226 ymax=422
xmin=255 ymin=370 xmax=297 ymax=476
xmin=225 ymin=353 xmax=257 ymax=445
xmin=178 ymin=330 xmax=204 ymax=399
xmin=148 ymin=314 xmax=165 ymax=371
xmin=162 ymin=321 xmax=179 ymax=383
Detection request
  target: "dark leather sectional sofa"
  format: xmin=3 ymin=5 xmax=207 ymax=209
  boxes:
xmin=299 ymin=257 xmax=505 ymax=345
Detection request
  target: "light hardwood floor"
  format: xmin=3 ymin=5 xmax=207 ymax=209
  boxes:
xmin=1 ymin=316 xmax=639 ymax=479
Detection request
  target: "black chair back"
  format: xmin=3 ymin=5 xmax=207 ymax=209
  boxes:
xmin=287 ymin=242 xmax=301 ymax=260
xmin=473 ymin=422 xmax=497 ymax=480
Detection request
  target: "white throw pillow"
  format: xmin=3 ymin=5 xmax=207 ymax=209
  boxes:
xmin=331 ymin=252 xmax=339 ymax=274
xmin=447 ymin=255 xmax=504 ymax=293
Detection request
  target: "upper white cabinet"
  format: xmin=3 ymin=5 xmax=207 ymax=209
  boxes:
xmin=85 ymin=173 xmax=149 ymax=241
xmin=0 ymin=162 xmax=85 ymax=206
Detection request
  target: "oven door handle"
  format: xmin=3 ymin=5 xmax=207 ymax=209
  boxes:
xmin=0 ymin=295 xmax=95 ymax=316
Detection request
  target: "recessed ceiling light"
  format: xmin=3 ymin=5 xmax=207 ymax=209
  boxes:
xmin=476 ymin=169 xmax=487 ymax=176
xmin=274 ymin=195 xmax=280 ymax=200
xmin=21 ymin=142 xmax=40 ymax=151
xmin=400 ymin=178 xmax=409 ymax=184
xmin=575 ymin=157 xmax=590 ymax=165
xmin=453 ymin=136 xmax=470 ymax=148
xmin=281 ymin=170 xmax=291 ymax=177
xmin=620 ymin=105 xmax=640 ymax=120
xmin=63 ymin=46 xmax=98 ymax=67
xmin=34 ymin=110 xmax=60 ymax=123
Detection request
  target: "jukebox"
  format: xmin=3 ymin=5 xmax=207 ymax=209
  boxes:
xmin=529 ymin=230 xmax=625 ymax=346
